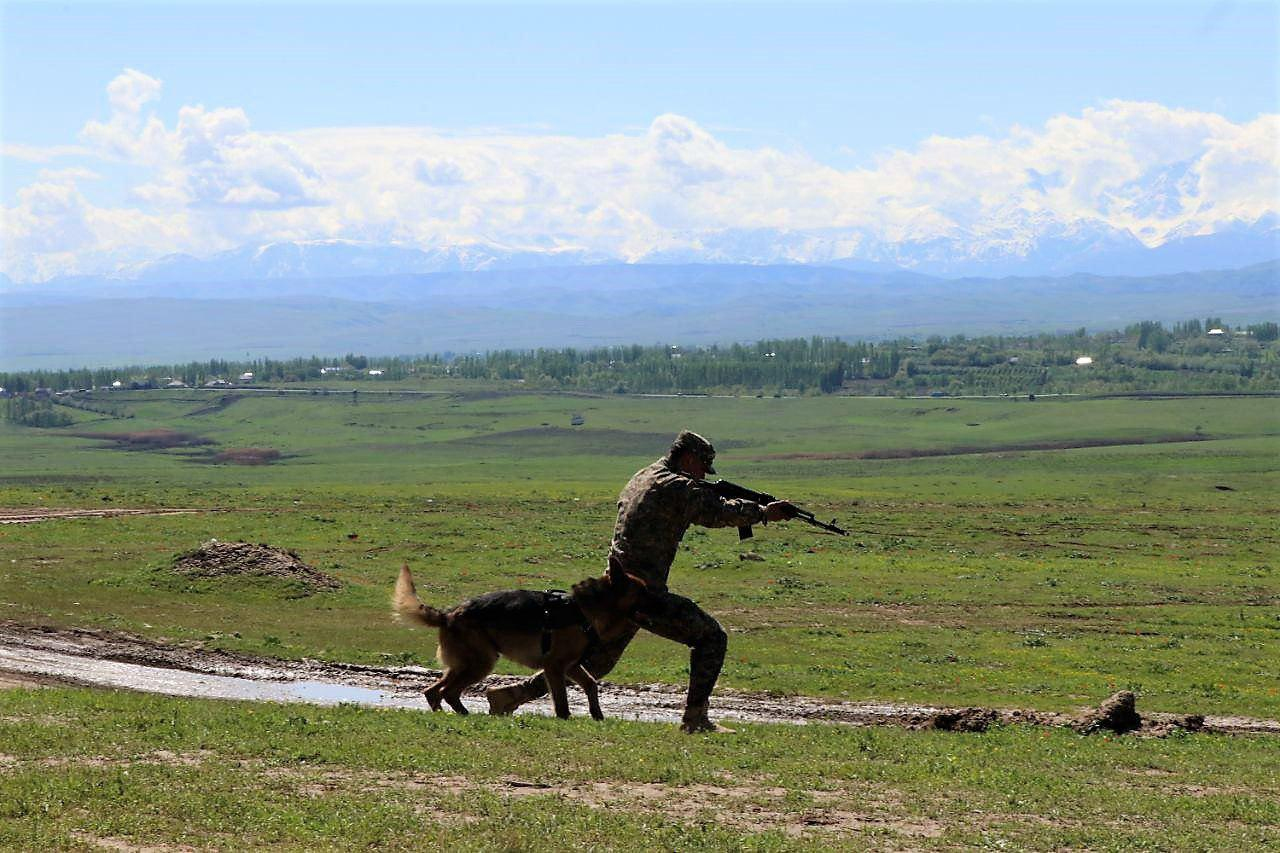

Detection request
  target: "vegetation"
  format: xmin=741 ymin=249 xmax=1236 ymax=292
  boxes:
xmin=2 ymin=685 xmax=1276 ymax=850
xmin=2 ymin=364 xmax=1276 ymax=848
xmin=0 ymin=391 xmax=1275 ymax=718
xmin=2 ymin=317 xmax=1276 ymax=400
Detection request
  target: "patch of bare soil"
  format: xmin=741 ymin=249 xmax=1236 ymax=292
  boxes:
xmin=171 ymin=541 xmax=340 ymax=591
xmin=70 ymin=428 xmax=214 ymax=450
xmin=211 ymin=448 xmax=281 ymax=465
xmin=28 ymin=750 xmax=217 ymax=770
xmin=0 ymin=671 xmax=56 ymax=689
xmin=267 ymin=764 xmax=942 ymax=840
xmin=70 ymin=831 xmax=200 ymax=852
xmin=758 ymin=433 xmax=1209 ymax=461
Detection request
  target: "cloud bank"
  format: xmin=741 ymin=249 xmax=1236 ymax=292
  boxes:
xmin=3 ymin=69 xmax=1277 ymax=281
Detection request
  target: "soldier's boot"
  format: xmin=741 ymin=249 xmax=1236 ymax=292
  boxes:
xmin=680 ymin=624 xmax=730 ymax=734
xmin=486 ymin=676 xmax=547 ymax=716
xmin=680 ymin=703 xmax=736 ymax=734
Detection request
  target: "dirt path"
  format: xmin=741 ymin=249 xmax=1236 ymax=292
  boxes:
xmin=0 ymin=507 xmax=212 ymax=524
xmin=1 ymin=623 xmax=1274 ymax=736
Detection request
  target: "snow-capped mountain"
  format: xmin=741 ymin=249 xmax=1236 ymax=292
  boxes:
xmin=11 ymin=214 xmax=1277 ymax=290
xmin=109 ymin=240 xmax=609 ymax=284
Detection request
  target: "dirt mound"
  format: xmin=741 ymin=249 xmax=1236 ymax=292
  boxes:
xmin=213 ymin=448 xmax=281 ymax=465
xmin=171 ymin=541 xmax=340 ymax=592
xmin=926 ymin=707 xmax=999 ymax=732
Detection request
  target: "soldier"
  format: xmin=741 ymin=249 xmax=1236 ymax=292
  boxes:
xmin=487 ymin=430 xmax=795 ymax=733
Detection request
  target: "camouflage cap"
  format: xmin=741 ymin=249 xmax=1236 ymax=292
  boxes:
xmin=669 ymin=430 xmax=717 ymax=474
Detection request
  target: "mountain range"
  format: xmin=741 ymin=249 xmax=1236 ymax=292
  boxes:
xmin=3 ymin=213 xmax=1276 ymax=292
xmin=2 ymin=259 xmax=1275 ymax=370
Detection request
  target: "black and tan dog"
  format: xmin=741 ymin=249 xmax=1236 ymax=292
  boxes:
xmin=393 ymin=565 xmax=641 ymax=720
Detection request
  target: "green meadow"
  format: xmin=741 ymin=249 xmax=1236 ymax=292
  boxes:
xmin=1 ymin=389 xmax=1276 ymax=717
xmin=1 ymin=686 xmax=1277 ymax=851
xmin=2 ymin=388 xmax=1278 ymax=848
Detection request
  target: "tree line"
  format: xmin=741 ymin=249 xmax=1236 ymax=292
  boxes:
xmin=2 ymin=318 xmax=1276 ymax=400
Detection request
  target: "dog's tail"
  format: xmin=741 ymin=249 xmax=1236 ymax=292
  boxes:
xmin=392 ymin=564 xmax=448 ymax=627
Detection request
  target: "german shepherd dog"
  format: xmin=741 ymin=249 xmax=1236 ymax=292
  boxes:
xmin=393 ymin=565 xmax=642 ymax=720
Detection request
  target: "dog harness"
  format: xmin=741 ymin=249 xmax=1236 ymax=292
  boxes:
xmin=540 ymin=590 xmax=602 ymax=662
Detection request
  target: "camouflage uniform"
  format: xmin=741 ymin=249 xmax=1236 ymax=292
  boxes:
xmin=489 ymin=433 xmax=766 ymax=726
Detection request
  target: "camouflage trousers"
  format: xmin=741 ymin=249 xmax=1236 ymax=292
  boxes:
xmin=491 ymin=586 xmax=728 ymax=714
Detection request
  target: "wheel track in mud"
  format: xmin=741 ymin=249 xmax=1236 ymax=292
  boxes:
xmin=0 ymin=623 xmax=1275 ymax=736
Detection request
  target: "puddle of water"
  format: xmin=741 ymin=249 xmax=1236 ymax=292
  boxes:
xmin=285 ymin=681 xmax=397 ymax=705
xmin=4 ymin=638 xmax=1271 ymax=735
xmin=0 ymin=645 xmax=426 ymax=710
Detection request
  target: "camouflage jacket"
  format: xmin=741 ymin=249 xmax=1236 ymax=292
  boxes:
xmin=607 ymin=458 xmax=767 ymax=588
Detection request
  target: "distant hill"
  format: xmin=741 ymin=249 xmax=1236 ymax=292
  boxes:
xmin=1 ymin=262 xmax=1274 ymax=369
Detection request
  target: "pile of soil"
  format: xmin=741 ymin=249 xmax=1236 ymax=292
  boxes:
xmin=171 ymin=541 xmax=340 ymax=592
xmin=213 ymin=448 xmax=281 ymax=465
xmin=926 ymin=707 xmax=999 ymax=733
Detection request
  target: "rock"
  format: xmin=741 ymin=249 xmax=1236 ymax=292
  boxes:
xmin=1075 ymin=690 xmax=1142 ymax=734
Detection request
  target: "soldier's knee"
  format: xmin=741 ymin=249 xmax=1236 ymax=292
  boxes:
xmin=704 ymin=623 xmax=727 ymax=655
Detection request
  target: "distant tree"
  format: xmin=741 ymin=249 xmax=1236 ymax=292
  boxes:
xmin=1248 ymin=321 xmax=1279 ymax=342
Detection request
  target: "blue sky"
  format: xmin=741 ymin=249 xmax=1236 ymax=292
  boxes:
xmin=5 ymin=2 xmax=1276 ymax=161
xmin=2 ymin=1 xmax=1277 ymax=280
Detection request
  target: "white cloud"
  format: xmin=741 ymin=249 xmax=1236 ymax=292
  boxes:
xmin=78 ymin=70 xmax=324 ymax=210
xmin=3 ymin=71 xmax=1277 ymax=281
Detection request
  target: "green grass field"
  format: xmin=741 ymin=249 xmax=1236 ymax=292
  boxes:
xmin=1 ymin=389 xmax=1277 ymax=848
xmin=2 ymin=391 xmax=1276 ymax=715
xmin=2 ymin=686 xmax=1277 ymax=851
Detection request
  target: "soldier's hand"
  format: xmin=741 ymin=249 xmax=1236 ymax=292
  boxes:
xmin=764 ymin=501 xmax=798 ymax=522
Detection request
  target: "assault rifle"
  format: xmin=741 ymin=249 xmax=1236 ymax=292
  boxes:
xmin=710 ymin=479 xmax=849 ymax=539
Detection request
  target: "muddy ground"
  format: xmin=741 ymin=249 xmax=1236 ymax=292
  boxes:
xmin=0 ymin=507 xmax=211 ymax=524
xmin=1 ymin=623 xmax=1274 ymax=736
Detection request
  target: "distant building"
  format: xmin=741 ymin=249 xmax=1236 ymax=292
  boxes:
xmin=165 ymin=380 xmax=188 ymax=388
xmin=367 ymin=369 xmax=384 ymax=376
xmin=204 ymin=379 xmax=231 ymax=388
xmin=239 ymin=372 xmax=255 ymax=382
xmin=110 ymin=380 xmax=124 ymax=389
xmin=1207 ymin=328 xmax=1225 ymax=336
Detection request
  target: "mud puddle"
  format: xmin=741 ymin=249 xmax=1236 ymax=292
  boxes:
xmin=1 ymin=624 xmax=1275 ymax=735
xmin=0 ymin=507 xmax=211 ymax=524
